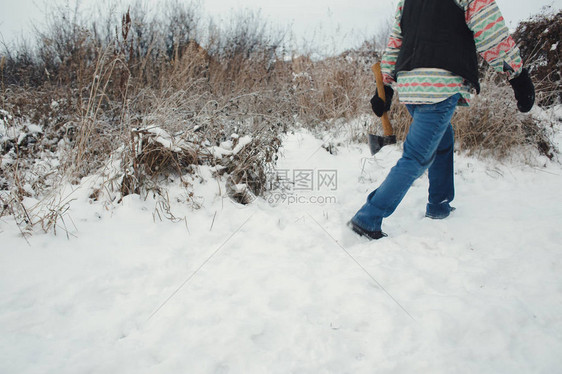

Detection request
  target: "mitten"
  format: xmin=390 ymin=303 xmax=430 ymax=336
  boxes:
xmin=509 ymin=68 xmax=535 ymax=113
xmin=370 ymin=85 xmax=394 ymax=117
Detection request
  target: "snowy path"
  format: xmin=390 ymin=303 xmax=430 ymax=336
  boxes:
xmin=1 ymin=130 xmax=562 ymax=373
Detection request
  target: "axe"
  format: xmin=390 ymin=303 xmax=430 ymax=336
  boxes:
xmin=368 ymin=62 xmax=397 ymax=155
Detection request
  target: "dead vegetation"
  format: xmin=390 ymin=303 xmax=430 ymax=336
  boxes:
xmin=387 ymin=68 xmax=557 ymax=161
xmin=512 ymin=7 xmax=562 ymax=107
xmin=0 ymin=1 xmax=559 ymax=235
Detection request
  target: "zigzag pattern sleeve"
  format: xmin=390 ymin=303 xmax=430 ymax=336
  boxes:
xmin=380 ymin=0 xmax=405 ymax=85
xmin=462 ymin=0 xmax=523 ymax=76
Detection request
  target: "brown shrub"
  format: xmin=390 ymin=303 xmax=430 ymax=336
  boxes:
xmin=387 ymin=68 xmax=556 ymax=160
xmin=512 ymin=8 xmax=562 ymax=106
xmin=0 ymin=1 xmax=558 ymax=233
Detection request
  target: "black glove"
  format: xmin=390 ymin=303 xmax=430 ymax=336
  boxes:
xmin=370 ymin=85 xmax=394 ymax=117
xmin=509 ymin=68 xmax=535 ymax=113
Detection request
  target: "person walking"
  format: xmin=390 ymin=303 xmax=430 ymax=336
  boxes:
xmin=349 ymin=0 xmax=535 ymax=240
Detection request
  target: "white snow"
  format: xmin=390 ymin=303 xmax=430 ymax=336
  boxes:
xmin=26 ymin=124 xmax=43 ymax=134
xmin=0 ymin=109 xmax=12 ymax=120
xmin=232 ymin=135 xmax=252 ymax=155
xmin=17 ymin=132 xmax=28 ymax=145
xmin=1 ymin=124 xmax=562 ymax=373
xmin=143 ymin=127 xmax=182 ymax=153
xmin=210 ymin=135 xmax=253 ymax=158
xmin=219 ymin=140 xmax=234 ymax=150
xmin=1 ymin=152 xmax=15 ymax=168
xmin=233 ymin=183 xmax=249 ymax=193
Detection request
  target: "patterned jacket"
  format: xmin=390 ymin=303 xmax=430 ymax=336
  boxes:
xmin=381 ymin=0 xmax=523 ymax=106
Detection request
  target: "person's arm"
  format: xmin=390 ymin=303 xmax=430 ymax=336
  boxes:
xmin=461 ymin=0 xmax=523 ymax=77
xmin=461 ymin=0 xmax=534 ymax=111
xmin=380 ymin=0 xmax=405 ymax=85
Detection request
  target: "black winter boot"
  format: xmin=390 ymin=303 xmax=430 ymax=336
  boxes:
xmin=347 ymin=221 xmax=387 ymax=240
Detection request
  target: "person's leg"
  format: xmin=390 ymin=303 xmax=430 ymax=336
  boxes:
xmin=426 ymin=123 xmax=456 ymax=219
xmin=351 ymin=94 xmax=460 ymax=234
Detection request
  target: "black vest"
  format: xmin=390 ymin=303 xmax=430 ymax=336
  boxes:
xmin=395 ymin=0 xmax=480 ymax=93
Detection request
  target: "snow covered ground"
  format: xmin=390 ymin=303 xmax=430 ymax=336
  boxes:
xmin=1 ymin=111 xmax=562 ymax=373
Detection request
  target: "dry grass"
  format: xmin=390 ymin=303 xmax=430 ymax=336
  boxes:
xmin=386 ymin=68 xmax=556 ymax=161
xmin=512 ymin=8 xmax=561 ymax=107
xmin=0 ymin=1 xmax=558 ymax=235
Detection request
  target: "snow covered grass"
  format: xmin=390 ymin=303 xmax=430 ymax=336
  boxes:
xmin=1 ymin=6 xmax=560 ymax=371
xmin=1 ymin=117 xmax=562 ymax=372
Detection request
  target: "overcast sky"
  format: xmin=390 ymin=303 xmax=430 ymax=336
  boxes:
xmin=1 ymin=0 xmax=560 ymax=52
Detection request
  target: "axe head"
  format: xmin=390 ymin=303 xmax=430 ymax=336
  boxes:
xmin=369 ymin=134 xmax=397 ymax=155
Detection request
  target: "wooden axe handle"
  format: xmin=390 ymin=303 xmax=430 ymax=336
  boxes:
xmin=371 ymin=63 xmax=394 ymax=137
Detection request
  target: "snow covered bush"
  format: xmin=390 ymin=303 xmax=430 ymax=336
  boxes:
xmin=512 ymin=7 xmax=562 ymax=106
xmin=0 ymin=1 xmax=559 ymax=235
xmin=387 ymin=67 xmax=557 ymax=161
xmin=453 ymin=68 xmax=556 ymax=160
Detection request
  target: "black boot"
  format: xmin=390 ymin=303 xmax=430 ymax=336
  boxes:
xmin=425 ymin=203 xmax=456 ymax=219
xmin=347 ymin=221 xmax=387 ymax=240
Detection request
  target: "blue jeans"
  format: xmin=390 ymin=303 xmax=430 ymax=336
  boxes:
xmin=352 ymin=93 xmax=459 ymax=231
